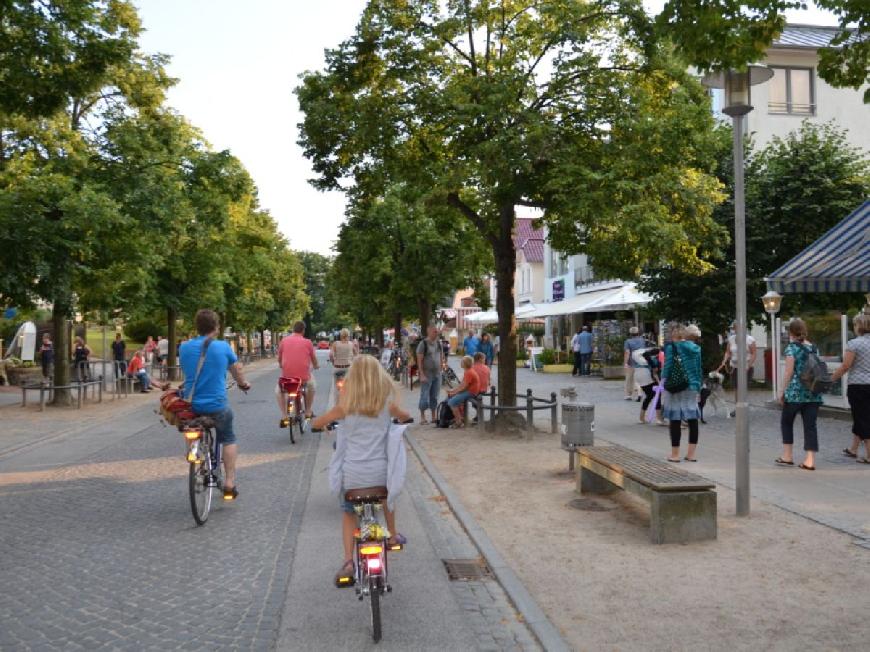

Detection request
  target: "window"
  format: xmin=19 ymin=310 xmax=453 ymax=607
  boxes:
xmin=768 ymin=67 xmax=815 ymax=115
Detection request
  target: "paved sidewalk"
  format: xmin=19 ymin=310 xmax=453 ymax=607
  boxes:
xmin=510 ymin=367 xmax=870 ymax=543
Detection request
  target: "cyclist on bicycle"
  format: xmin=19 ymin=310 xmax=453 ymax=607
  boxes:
xmin=276 ymin=321 xmax=320 ymax=424
xmin=179 ymin=309 xmax=251 ymax=501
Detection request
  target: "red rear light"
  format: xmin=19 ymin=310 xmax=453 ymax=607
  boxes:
xmin=366 ymin=557 xmax=382 ymax=574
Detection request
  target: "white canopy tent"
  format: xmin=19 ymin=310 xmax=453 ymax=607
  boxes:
xmin=523 ymin=282 xmax=651 ymax=319
xmin=464 ymin=303 xmax=539 ymax=325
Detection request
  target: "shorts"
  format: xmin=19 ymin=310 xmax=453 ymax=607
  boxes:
xmin=198 ymin=407 xmax=236 ymax=446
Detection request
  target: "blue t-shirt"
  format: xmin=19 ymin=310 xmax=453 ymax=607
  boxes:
xmin=180 ymin=336 xmax=238 ymax=413
xmin=578 ymin=332 xmax=593 ymax=354
xmin=463 ymin=336 xmax=479 ymax=356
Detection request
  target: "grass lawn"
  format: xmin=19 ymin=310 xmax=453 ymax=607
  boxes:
xmin=83 ymin=327 xmax=143 ymax=359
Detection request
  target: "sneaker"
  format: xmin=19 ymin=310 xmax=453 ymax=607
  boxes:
xmin=624 ymin=396 xmax=632 ymax=401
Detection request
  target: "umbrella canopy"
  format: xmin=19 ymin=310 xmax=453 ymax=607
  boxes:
xmin=766 ymin=200 xmax=870 ymax=293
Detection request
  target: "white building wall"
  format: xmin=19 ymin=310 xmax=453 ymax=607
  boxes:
xmin=746 ymin=48 xmax=870 ymax=153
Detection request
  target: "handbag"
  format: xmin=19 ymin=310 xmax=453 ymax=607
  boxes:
xmin=159 ymin=338 xmax=212 ymax=426
xmin=664 ymin=342 xmax=690 ymax=393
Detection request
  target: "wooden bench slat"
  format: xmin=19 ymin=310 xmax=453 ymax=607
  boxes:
xmin=577 ymin=445 xmax=715 ymax=492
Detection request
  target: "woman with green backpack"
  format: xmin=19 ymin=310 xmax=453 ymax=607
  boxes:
xmin=662 ymin=323 xmax=703 ymax=463
xmin=776 ymin=318 xmax=823 ymax=471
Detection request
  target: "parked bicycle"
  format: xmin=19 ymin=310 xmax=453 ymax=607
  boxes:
xmin=278 ymin=376 xmax=307 ymax=444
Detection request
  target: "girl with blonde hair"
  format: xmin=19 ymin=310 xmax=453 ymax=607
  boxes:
xmin=312 ymin=354 xmax=411 ymax=587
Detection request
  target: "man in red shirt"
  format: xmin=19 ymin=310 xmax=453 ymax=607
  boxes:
xmin=447 ymin=355 xmax=480 ymax=427
xmin=277 ymin=321 xmax=320 ymax=423
xmin=472 ymin=353 xmax=490 ymax=392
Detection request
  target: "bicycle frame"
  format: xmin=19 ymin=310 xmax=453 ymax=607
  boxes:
xmin=185 ymin=425 xmax=222 ymax=483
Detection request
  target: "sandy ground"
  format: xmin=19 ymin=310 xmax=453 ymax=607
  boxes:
xmin=411 ymin=424 xmax=870 ymax=652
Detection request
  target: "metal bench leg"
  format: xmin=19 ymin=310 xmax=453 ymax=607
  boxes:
xmin=577 ymin=467 xmax=619 ymax=495
xmin=650 ymin=491 xmax=717 ymax=544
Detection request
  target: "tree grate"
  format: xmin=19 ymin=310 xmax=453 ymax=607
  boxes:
xmin=442 ymin=558 xmax=493 ymax=581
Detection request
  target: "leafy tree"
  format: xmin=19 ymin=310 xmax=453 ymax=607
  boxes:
xmin=297 ymin=0 xmax=725 ymax=403
xmin=641 ymin=121 xmax=869 ymax=352
xmin=298 ymin=251 xmax=334 ymax=335
xmin=657 ymin=0 xmax=869 ymax=101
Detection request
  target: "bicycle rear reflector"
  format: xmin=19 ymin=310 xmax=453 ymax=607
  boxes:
xmin=360 ymin=545 xmax=383 ymax=555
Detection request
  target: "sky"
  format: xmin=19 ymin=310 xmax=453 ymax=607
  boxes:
xmin=135 ymin=1 xmax=838 ymax=256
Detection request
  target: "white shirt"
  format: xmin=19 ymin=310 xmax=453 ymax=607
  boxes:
xmin=571 ymin=334 xmax=582 ymax=352
xmin=728 ymin=334 xmax=756 ymax=367
xmin=157 ymin=339 xmax=169 ymax=356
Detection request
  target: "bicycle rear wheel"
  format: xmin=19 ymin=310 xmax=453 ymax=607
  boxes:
xmin=369 ymin=577 xmax=382 ymax=643
xmin=188 ymin=444 xmax=213 ymax=525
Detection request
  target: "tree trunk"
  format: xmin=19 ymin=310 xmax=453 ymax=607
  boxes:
xmin=393 ymin=312 xmax=403 ymax=345
xmin=52 ymin=298 xmax=72 ymax=406
xmin=494 ymin=204 xmax=518 ymax=406
xmin=246 ymin=332 xmax=254 ymax=358
xmin=167 ymin=307 xmax=178 ymax=381
xmin=418 ymin=298 xmax=431 ymax=331
xmin=218 ymin=312 xmax=226 ymax=339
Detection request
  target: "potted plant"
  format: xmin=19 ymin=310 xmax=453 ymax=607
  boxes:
xmin=541 ymin=348 xmax=573 ymax=374
xmin=5 ymin=357 xmax=43 ymax=386
xmin=600 ymin=335 xmax=626 ymax=379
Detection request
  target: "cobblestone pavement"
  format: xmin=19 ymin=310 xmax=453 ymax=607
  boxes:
xmin=0 ymin=361 xmax=317 ymax=651
xmin=1 ymin=355 xmax=543 ymax=650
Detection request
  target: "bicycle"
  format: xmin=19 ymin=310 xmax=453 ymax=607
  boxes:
xmin=278 ymin=376 xmax=307 ymax=444
xmin=441 ymin=365 xmax=459 ymax=388
xmin=182 ymin=381 xmax=247 ymax=526
xmin=320 ymin=419 xmax=412 ymax=642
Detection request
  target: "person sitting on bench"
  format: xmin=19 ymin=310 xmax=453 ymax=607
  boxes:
xmin=446 ymin=356 xmax=481 ymax=428
xmin=127 ymin=350 xmax=152 ymax=393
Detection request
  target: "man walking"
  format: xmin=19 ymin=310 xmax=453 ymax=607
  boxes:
xmin=623 ymin=327 xmax=646 ymax=400
xmin=417 ymin=325 xmax=444 ymax=424
xmin=111 ymin=333 xmax=127 ymax=381
xmin=578 ymin=325 xmax=593 ymax=376
xmin=463 ymin=330 xmax=479 ymax=357
xmin=571 ymin=327 xmax=583 ymax=376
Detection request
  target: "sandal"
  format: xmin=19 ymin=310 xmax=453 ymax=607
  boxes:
xmin=387 ymin=533 xmax=408 ymax=550
xmin=798 ymin=463 xmax=815 ymax=471
xmin=419 ymin=418 xmax=429 ymax=425
xmin=857 ymin=458 xmax=870 ymax=465
xmin=334 ymin=559 xmax=355 ymax=588
xmin=843 ymin=448 xmax=858 ymax=458
xmin=683 ymin=457 xmax=697 ymax=462
xmin=223 ymin=486 xmax=239 ymax=501
xmin=666 ymin=458 xmax=680 ymax=463
xmin=774 ymin=458 xmax=794 ymax=466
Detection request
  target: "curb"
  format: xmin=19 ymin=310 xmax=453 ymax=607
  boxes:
xmin=405 ymin=431 xmax=570 ymax=652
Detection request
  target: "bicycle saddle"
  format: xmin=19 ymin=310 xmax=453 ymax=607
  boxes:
xmin=345 ymin=486 xmax=388 ymax=503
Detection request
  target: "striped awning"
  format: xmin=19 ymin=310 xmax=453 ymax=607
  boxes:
xmin=766 ymin=200 xmax=870 ymax=294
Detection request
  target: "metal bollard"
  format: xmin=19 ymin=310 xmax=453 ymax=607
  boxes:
xmin=40 ymin=385 xmax=46 ymax=412
xmin=525 ymin=388 xmax=534 ymax=438
xmin=76 ymin=384 xmax=83 ymax=409
xmin=98 ymin=377 xmax=103 ymax=403
xmin=477 ymin=395 xmax=485 ymax=431
xmin=550 ymin=391 xmax=558 ymax=434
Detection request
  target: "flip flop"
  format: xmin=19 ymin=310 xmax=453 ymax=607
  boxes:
xmin=419 ymin=418 xmax=429 ymax=425
xmin=798 ymin=463 xmax=815 ymax=471
xmin=843 ymin=448 xmax=858 ymax=458
xmin=683 ymin=457 xmax=698 ymax=462
xmin=775 ymin=458 xmax=794 ymax=466
xmin=857 ymin=458 xmax=870 ymax=465
xmin=666 ymin=458 xmax=680 ymax=463
xmin=223 ymin=486 xmax=239 ymax=501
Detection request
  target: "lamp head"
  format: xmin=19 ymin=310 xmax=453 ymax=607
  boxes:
xmin=762 ymin=290 xmax=783 ymax=315
xmin=701 ymin=64 xmax=774 ymax=117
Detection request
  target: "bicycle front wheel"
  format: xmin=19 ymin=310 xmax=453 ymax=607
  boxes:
xmin=188 ymin=449 xmax=213 ymax=526
xmin=369 ymin=577 xmax=382 ymax=643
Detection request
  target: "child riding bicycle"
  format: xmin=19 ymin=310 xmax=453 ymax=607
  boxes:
xmin=312 ymin=355 xmax=411 ymax=587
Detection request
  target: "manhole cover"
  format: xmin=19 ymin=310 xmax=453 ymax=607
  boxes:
xmin=569 ymin=498 xmax=611 ymax=512
xmin=442 ymin=558 xmax=493 ymax=581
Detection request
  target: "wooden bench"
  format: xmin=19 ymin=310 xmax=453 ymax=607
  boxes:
xmin=576 ymin=445 xmax=717 ymax=544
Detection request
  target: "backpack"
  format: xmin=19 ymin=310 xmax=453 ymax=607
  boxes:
xmin=798 ymin=344 xmax=831 ymax=395
xmin=664 ymin=342 xmax=690 ymax=393
xmin=436 ymin=400 xmax=454 ymax=428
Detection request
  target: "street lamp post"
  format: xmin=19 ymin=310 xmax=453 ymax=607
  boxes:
xmin=702 ymin=65 xmax=773 ymax=517
xmin=762 ymin=290 xmax=783 ymax=401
